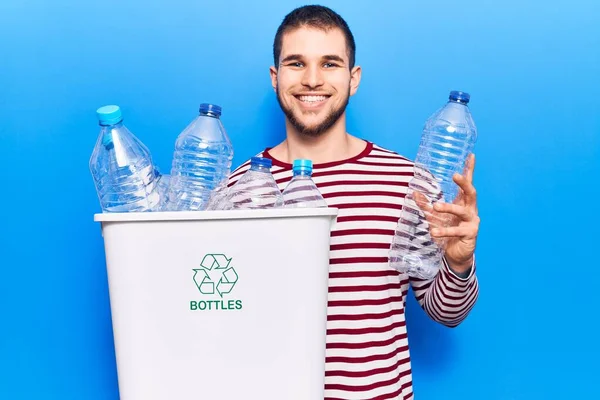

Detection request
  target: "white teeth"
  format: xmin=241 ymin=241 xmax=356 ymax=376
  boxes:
xmin=298 ymin=95 xmax=327 ymax=103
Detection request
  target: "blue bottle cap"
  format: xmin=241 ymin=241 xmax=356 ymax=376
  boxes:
xmin=96 ymin=105 xmax=123 ymax=126
xmin=293 ymin=159 xmax=313 ymax=174
xmin=199 ymin=103 xmax=222 ymax=116
xmin=251 ymin=156 xmax=272 ymax=168
xmin=449 ymin=91 xmax=470 ymax=104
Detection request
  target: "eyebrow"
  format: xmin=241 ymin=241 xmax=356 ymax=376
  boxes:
xmin=322 ymin=55 xmax=345 ymax=64
xmin=280 ymin=54 xmax=346 ymax=64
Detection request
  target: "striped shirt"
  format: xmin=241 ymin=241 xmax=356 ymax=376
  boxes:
xmin=228 ymin=141 xmax=479 ymax=400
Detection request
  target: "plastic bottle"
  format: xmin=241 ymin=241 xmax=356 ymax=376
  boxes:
xmin=282 ymin=159 xmax=327 ymax=208
xmin=389 ymin=90 xmax=478 ymax=279
xmin=224 ymin=157 xmax=284 ymax=209
xmin=163 ymin=103 xmax=233 ymax=211
xmin=89 ymin=105 xmax=160 ymax=213
xmin=205 ymin=183 xmax=229 ymax=210
xmin=154 ymin=167 xmax=171 ymax=210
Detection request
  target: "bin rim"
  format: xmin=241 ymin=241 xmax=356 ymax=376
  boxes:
xmin=94 ymin=207 xmax=338 ymax=223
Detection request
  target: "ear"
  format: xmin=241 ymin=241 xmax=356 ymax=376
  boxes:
xmin=349 ymin=65 xmax=362 ymax=96
xmin=270 ymin=66 xmax=278 ymax=93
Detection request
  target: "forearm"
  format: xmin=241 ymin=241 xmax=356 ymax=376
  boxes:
xmin=410 ymin=256 xmax=479 ymax=327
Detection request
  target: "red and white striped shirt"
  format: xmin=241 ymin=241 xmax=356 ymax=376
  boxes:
xmin=228 ymin=141 xmax=479 ymax=400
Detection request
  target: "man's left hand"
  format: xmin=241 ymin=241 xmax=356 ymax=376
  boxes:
xmin=415 ymin=153 xmax=480 ymax=275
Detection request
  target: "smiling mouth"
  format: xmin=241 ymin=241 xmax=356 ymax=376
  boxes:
xmin=295 ymin=95 xmax=330 ymax=103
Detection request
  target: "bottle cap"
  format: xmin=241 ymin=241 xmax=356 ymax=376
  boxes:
xmin=199 ymin=103 xmax=222 ymax=116
xmin=293 ymin=159 xmax=313 ymax=174
xmin=96 ymin=105 xmax=123 ymax=126
xmin=449 ymin=91 xmax=470 ymax=104
xmin=251 ymin=156 xmax=272 ymax=168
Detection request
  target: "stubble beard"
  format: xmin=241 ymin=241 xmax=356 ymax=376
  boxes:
xmin=276 ymin=85 xmax=350 ymax=138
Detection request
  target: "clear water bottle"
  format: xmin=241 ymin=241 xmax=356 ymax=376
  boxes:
xmin=89 ymin=105 xmax=160 ymax=213
xmin=153 ymin=167 xmax=171 ymax=210
xmin=282 ymin=159 xmax=327 ymax=208
xmin=205 ymin=183 xmax=229 ymax=210
xmin=224 ymin=157 xmax=284 ymax=209
xmin=164 ymin=103 xmax=233 ymax=211
xmin=389 ymin=90 xmax=477 ymax=279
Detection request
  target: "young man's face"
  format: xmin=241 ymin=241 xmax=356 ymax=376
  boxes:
xmin=270 ymin=26 xmax=361 ymax=137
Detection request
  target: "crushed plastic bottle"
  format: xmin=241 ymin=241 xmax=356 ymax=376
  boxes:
xmin=89 ymin=105 xmax=160 ymax=212
xmin=389 ymin=90 xmax=478 ymax=279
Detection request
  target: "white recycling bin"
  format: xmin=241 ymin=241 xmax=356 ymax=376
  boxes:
xmin=94 ymin=208 xmax=338 ymax=400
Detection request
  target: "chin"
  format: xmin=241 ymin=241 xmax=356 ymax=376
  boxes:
xmin=297 ymin=117 xmax=326 ymax=127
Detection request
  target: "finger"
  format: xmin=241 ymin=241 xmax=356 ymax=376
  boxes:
xmin=466 ymin=153 xmax=475 ymax=182
xmin=433 ymin=201 xmax=472 ymax=221
xmin=409 ymin=191 xmax=448 ymax=235
xmin=462 ymin=153 xmax=475 ymax=183
xmin=453 ymin=172 xmax=477 ymax=206
xmin=431 ymin=225 xmax=475 ymax=239
xmin=453 ymin=189 xmax=465 ymax=206
xmin=413 ymin=191 xmax=434 ymax=214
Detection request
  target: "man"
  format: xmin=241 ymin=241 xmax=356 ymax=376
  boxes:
xmin=228 ymin=5 xmax=480 ymax=399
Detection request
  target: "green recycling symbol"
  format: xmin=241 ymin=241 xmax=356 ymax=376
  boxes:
xmin=193 ymin=254 xmax=238 ymax=298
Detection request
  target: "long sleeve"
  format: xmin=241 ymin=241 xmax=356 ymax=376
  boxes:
xmin=409 ymin=256 xmax=479 ymax=327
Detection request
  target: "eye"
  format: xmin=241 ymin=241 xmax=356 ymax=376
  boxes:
xmin=323 ymin=62 xmax=339 ymax=68
xmin=287 ymin=61 xmax=304 ymax=68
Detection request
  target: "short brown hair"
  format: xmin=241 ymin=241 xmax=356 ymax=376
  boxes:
xmin=273 ymin=5 xmax=356 ymax=69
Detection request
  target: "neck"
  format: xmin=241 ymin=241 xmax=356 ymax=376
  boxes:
xmin=275 ymin=113 xmax=365 ymax=164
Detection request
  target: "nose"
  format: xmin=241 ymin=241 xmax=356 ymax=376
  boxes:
xmin=301 ymin=64 xmax=324 ymax=89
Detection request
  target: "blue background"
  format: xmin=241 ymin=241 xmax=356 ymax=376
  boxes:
xmin=1 ymin=0 xmax=598 ymax=399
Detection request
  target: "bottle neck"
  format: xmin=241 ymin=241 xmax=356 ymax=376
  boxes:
xmin=449 ymin=99 xmax=469 ymax=106
xmin=100 ymin=121 xmax=123 ymax=131
xmin=293 ymin=170 xmax=312 ymax=178
xmin=250 ymin=164 xmax=271 ymax=173
xmin=199 ymin=111 xmax=221 ymax=119
xmin=100 ymin=122 xmax=124 ymax=149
